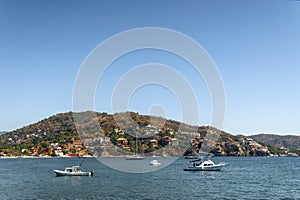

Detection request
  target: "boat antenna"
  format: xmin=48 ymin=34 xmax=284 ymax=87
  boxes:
xmin=79 ymin=160 xmax=84 ymax=166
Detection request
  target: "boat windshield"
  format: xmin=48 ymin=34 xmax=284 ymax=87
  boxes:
xmin=66 ymin=168 xmax=73 ymax=172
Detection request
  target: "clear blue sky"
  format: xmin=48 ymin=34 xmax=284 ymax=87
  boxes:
xmin=1 ymin=0 xmax=300 ymax=135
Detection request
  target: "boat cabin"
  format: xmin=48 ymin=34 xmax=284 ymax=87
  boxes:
xmin=65 ymin=166 xmax=80 ymax=173
xmin=192 ymin=160 xmax=215 ymax=167
xmin=202 ymin=160 xmax=214 ymax=166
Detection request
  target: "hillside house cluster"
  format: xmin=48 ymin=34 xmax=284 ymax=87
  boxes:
xmin=4 ymin=137 xmax=89 ymax=157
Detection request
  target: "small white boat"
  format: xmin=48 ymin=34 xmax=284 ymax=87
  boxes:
xmin=150 ymin=159 xmax=161 ymax=166
xmin=54 ymin=166 xmax=94 ymax=176
xmin=184 ymin=158 xmax=226 ymax=171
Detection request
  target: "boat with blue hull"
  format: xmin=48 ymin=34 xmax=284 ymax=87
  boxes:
xmin=184 ymin=154 xmax=227 ymax=171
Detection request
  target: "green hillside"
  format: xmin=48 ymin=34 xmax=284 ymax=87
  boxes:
xmin=0 ymin=111 xmax=297 ymax=157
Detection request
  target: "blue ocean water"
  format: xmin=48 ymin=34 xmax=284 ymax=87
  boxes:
xmin=0 ymin=157 xmax=299 ymax=199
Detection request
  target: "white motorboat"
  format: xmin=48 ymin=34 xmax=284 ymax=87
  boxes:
xmin=150 ymin=159 xmax=161 ymax=166
xmin=184 ymin=154 xmax=227 ymax=171
xmin=54 ymin=166 xmax=94 ymax=176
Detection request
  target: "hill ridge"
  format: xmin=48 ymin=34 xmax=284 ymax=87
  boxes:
xmin=250 ymin=133 xmax=300 ymax=150
xmin=0 ymin=111 xmax=299 ymax=157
